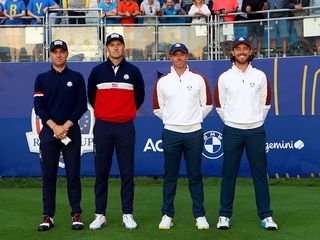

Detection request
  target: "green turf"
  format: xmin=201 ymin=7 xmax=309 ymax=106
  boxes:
xmin=0 ymin=178 xmax=319 ymax=240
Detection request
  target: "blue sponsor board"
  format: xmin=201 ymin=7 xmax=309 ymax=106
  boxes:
xmin=0 ymin=57 xmax=320 ymax=177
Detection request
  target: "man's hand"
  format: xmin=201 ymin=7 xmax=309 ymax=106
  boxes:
xmin=53 ymin=125 xmax=68 ymax=139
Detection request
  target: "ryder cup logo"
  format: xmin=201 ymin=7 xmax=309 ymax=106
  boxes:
xmin=25 ymin=104 xmax=95 ymax=168
xmin=202 ymin=130 xmax=223 ymax=160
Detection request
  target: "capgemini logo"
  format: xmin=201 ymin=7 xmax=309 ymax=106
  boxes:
xmin=265 ymin=139 xmax=305 ymax=153
xmin=25 ymin=104 xmax=95 ymax=168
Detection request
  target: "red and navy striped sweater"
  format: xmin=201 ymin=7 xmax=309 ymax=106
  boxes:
xmin=87 ymin=58 xmax=145 ymax=123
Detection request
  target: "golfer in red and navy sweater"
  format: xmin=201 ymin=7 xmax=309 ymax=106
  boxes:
xmin=87 ymin=33 xmax=145 ymax=230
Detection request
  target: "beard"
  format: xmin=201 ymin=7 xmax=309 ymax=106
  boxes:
xmin=234 ymin=54 xmax=251 ymax=64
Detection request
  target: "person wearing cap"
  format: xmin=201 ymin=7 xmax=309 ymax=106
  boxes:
xmin=34 ymin=39 xmax=87 ymax=231
xmin=214 ymin=37 xmax=278 ymax=230
xmin=88 ymin=33 xmax=145 ymax=230
xmin=153 ymin=43 xmax=213 ymax=230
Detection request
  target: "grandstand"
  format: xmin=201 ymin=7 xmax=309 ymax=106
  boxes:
xmin=0 ymin=4 xmax=320 ymax=62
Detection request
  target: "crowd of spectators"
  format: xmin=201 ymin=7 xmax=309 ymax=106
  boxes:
xmin=1 ymin=0 xmax=320 ymax=61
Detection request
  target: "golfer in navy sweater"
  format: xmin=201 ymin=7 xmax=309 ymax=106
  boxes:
xmin=34 ymin=39 xmax=87 ymax=231
xmin=88 ymin=33 xmax=145 ymax=230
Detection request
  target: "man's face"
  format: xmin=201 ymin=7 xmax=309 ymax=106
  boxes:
xmin=106 ymin=40 xmax=125 ymax=60
xmin=50 ymin=47 xmax=68 ymax=68
xmin=171 ymin=50 xmax=188 ymax=70
xmin=232 ymin=43 xmax=252 ymax=65
xmin=166 ymin=0 xmax=174 ymax=9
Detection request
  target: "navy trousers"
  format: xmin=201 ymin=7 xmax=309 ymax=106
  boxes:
xmin=93 ymin=119 xmax=135 ymax=215
xmin=39 ymin=125 xmax=82 ymax=217
xmin=161 ymin=129 xmax=205 ymax=218
xmin=219 ymin=125 xmax=273 ymax=219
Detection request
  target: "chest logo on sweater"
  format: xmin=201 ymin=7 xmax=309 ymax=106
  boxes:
xmin=123 ymin=74 xmax=130 ymax=80
xmin=67 ymin=81 xmax=73 ymax=87
xmin=250 ymin=82 xmax=255 ymax=87
xmin=186 ymin=85 xmax=192 ymax=91
xmin=202 ymin=130 xmax=224 ymax=160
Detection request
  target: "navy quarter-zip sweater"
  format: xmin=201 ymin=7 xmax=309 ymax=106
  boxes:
xmin=34 ymin=66 xmax=87 ymax=127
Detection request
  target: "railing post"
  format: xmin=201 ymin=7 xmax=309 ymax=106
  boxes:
xmin=99 ymin=9 xmax=105 ymax=61
xmin=45 ymin=11 xmax=49 ymax=62
xmin=155 ymin=17 xmax=159 ymax=61
xmin=267 ymin=11 xmax=270 ymax=58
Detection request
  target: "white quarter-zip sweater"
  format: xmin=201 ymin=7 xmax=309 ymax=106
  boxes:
xmin=153 ymin=66 xmax=213 ymax=133
xmin=214 ymin=64 xmax=271 ymax=129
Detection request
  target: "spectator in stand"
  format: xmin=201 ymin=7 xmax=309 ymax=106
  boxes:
xmin=98 ymin=0 xmax=117 ymax=24
xmin=286 ymin=0 xmax=314 ymax=55
xmin=140 ymin=0 xmax=160 ymax=23
xmin=188 ymin=0 xmax=211 ymax=23
xmin=118 ymin=0 xmax=140 ymax=59
xmin=159 ymin=0 xmax=186 ymax=23
xmin=159 ymin=0 xmax=187 ymax=58
xmin=3 ymin=0 xmax=26 ymax=62
xmin=267 ymin=0 xmax=289 ymax=57
xmin=310 ymin=0 xmax=320 ymax=54
xmin=213 ymin=0 xmax=238 ymax=59
xmin=188 ymin=0 xmax=211 ymax=59
xmin=27 ymin=0 xmax=59 ymax=61
xmin=242 ymin=0 xmax=266 ymax=57
xmin=62 ymin=0 xmax=90 ymax=24
xmin=118 ymin=0 xmax=140 ymax=24
xmin=140 ymin=0 xmax=160 ymax=60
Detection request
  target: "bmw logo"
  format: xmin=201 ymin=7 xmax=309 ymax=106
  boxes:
xmin=202 ymin=130 xmax=223 ymax=160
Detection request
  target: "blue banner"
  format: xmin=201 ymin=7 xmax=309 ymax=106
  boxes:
xmin=1 ymin=57 xmax=320 ymax=177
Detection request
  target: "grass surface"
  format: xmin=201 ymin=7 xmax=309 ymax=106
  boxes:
xmin=0 ymin=177 xmax=319 ymax=240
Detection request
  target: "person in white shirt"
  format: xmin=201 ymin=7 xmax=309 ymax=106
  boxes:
xmin=140 ymin=0 xmax=160 ymax=23
xmin=188 ymin=0 xmax=211 ymax=23
xmin=153 ymin=43 xmax=212 ymax=230
xmin=214 ymin=37 xmax=278 ymax=231
xmin=188 ymin=0 xmax=211 ymax=59
xmin=140 ymin=0 xmax=160 ymax=59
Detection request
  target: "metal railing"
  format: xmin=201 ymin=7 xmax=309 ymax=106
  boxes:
xmin=0 ymin=6 xmax=320 ymax=62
